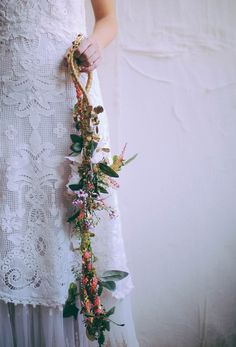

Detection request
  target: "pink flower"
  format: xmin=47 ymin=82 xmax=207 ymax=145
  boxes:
xmin=87 ymin=263 xmax=93 ymax=271
xmin=82 ymin=277 xmax=89 ymax=285
xmin=91 ymin=277 xmax=98 ymax=291
xmin=83 ymin=251 xmax=91 ymax=260
xmin=93 ymin=296 xmax=100 ymax=307
xmin=94 ymin=308 xmax=103 ymax=315
xmin=85 ymin=299 xmax=91 ymax=313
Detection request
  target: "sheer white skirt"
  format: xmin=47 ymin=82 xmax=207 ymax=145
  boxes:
xmin=0 ymin=293 xmax=139 ymax=347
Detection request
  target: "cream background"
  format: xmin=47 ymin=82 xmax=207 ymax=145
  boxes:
xmin=85 ymin=1 xmax=236 ymax=346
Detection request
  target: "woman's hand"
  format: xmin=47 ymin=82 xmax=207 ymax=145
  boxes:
xmin=64 ymin=36 xmax=102 ymax=72
xmin=74 ymin=36 xmax=103 ymax=72
xmin=64 ymin=0 xmax=117 ymax=72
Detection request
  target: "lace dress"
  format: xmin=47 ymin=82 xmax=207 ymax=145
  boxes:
xmin=0 ymin=0 xmax=139 ymax=346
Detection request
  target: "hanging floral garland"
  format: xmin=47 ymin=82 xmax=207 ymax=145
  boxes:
xmin=62 ymin=33 xmax=137 ymax=347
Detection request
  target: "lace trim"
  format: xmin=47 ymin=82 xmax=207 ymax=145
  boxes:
xmin=0 ymin=281 xmax=134 ymax=308
xmin=0 ymin=292 xmax=64 ymax=309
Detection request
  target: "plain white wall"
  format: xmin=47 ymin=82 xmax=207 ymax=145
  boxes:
xmin=86 ymin=1 xmax=236 ymax=346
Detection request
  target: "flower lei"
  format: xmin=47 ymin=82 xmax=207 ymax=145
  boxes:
xmin=62 ymin=33 xmax=137 ymax=346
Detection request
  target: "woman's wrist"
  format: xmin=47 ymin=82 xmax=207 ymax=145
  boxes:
xmin=89 ymin=16 xmax=118 ymax=50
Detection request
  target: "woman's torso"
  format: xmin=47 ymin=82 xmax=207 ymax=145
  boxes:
xmin=0 ymin=0 xmax=86 ymax=42
xmin=0 ymin=0 xmax=88 ymax=307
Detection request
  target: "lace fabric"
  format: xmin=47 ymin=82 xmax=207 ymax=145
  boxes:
xmin=0 ymin=0 xmax=134 ymax=309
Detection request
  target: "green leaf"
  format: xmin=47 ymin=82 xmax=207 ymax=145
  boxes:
xmin=106 ymin=306 xmax=115 ymax=317
xmin=69 ymin=183 xmax=80 ymax=191
xmin=101 ymin=281 xmax=116 ymax=291
xmin=68 ymin=282 xmax=77 ymax=298
xmin=124 ymin=153 xmax=138 ymax=165
xmin=98 ymin=283 xmax=103 ymax=296
xmin=75 ymin=122 xmax=80 ymax=131
xmin=101 ymin=270 xmax=129 ymax=282
xmin=71 ymin=142 xmax=83 ymax=153
xmin=98 ymin=186 xmax=109 ymax=194
xmin=70 ymin=134 xmax=83 ymax=144
xmin=67 ymin=209 xmax=81 ymax=223
xmin=98 ymin=332 xmax=105 ymax=346
xmin=93 ymin=173 xmax=98 ymax=193
xmin=98 ymin=163 xmax=119 ymax=178
xmin=68 ymin=179 xmax=84 ymax=191
xmin=88 ymin=141 xmax=98 ymax=155
xmin=86 ymin=327 xmax=96 ymax=341
xmin=63 ymin=303 xmax=78 ymax=319
xmin=104 ymin=320 xmax=110 ymax=331
xmin=84 ymin=312 xmax=95 ymax=318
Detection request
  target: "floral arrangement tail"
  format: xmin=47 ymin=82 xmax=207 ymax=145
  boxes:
xmin=63 ymin=33 xmax=137 ymax=346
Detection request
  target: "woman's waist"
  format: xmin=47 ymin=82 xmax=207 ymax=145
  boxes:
xmin=0 ymin=19 xmax=85 ymax=43
xmin=0 ymin=28 xmax=79 ymax=79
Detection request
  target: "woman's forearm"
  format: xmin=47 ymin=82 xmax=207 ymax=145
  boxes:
xmin=89 ymin=0 xmax=118 ymax=49
xmin=90 ymin=15 xmax=118 ymax=50
xmin=65 ymin=1 xmax=118 ymax=72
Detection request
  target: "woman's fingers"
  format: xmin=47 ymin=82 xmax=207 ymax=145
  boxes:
xmin=76 ymin=37 xmax=101 ymax=67
xmin=63 ymin=36 xmax=102 ymax=71
xmin=79 ymin=55 xmax=102 ymax=72
xmin=78 ymin=45 xmax=95 ymax=63
xmin=74 ymin=37 xmax=92 ymax=58
xmin=85 ymin=51 xmax=100 ymax=66
xmin=63 ymin=47 xmax=71 ymax=67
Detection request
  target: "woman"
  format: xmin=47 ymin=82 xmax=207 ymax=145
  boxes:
xmin=0 ymin=0 xmax=139 ymax=346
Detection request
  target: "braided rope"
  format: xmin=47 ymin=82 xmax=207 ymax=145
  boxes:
xmin=66 ymin=33 xmax=92 ymax=105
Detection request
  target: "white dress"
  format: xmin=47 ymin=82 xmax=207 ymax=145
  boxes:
xmin=0 ymin=0 xmax=139 ymax=346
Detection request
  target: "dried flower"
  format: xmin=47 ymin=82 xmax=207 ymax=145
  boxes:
xmin=64 ymin=33 xmax=136 ymax=347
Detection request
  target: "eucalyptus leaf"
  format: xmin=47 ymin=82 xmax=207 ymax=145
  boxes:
xmin=101 ymin=281 xmax=116 ymax=291
xmin=88 ymin=141 xmax=98 ymax=155
xmin=101 ymin=270 xmax=129 ymax=282
xmin=98 ymin=163 xmax=119 ymax=178
xmin=106 ymin=306 xmax=115 ymax=317
xmin=71 ymin=142 xmax=83 ymax=153
xmin=124 ymin=153 xmax=138 ymax=165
